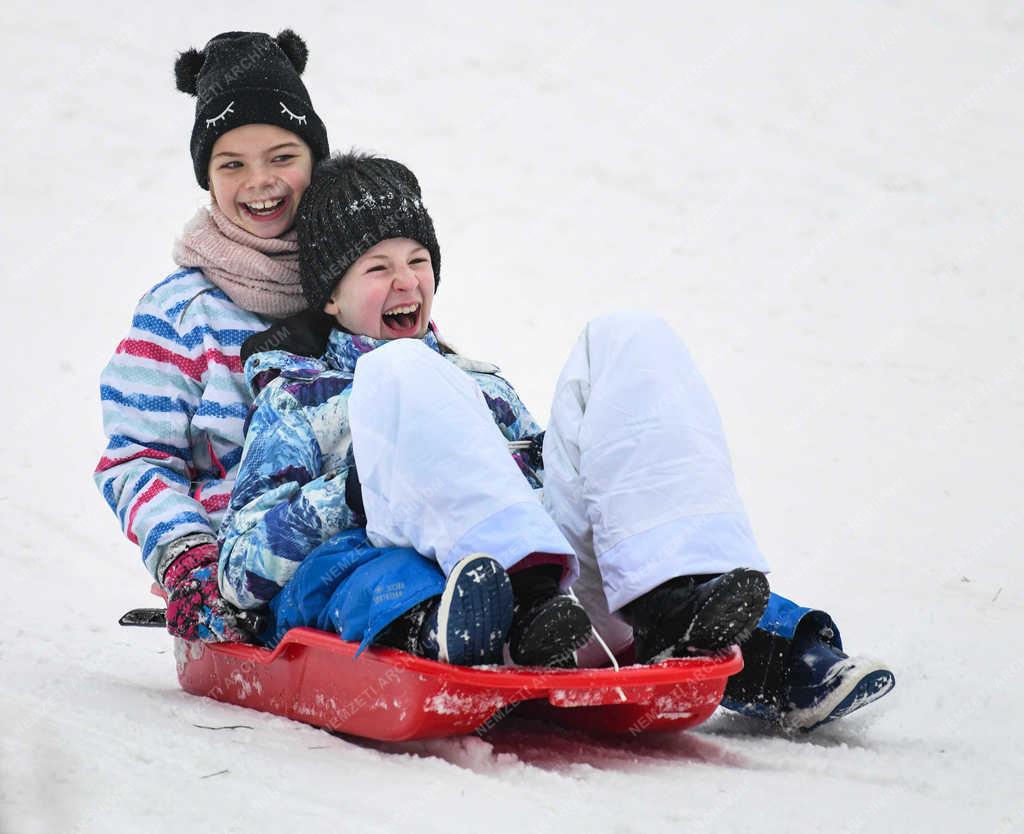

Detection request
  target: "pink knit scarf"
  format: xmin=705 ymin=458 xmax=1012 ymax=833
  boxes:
xmin=172 ymin=203 xmax=307 ymax=318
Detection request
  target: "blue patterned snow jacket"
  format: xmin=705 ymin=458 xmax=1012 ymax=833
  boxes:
xmin=218 ymin=326 xmax=545 ymax=610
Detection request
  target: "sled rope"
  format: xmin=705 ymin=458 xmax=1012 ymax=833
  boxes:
xmin=568 ymin=588 xmax=627 ymax=702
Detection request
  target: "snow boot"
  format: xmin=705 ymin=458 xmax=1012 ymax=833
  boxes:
xmin=373 ymin=598 xmax=434 ymax=656
xmin=508 ymin=565 xmax=592 ymax=668
xmin=386 ymin=554 xmax=513 ymax=666
xmin=780 ymin=627 xmax=896 ymax=731
xmin=621 ymin=568 xmax=770 ymax=663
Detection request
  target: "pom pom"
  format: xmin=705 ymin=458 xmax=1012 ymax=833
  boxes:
xmin=314 ymin=152 xmax=423 ymax=196
xmin=316 ymin=150 xmax=371 ymax=179
xmin=276 ymin=29 xmax=308 ymax=74
xmin=174 ymin=47 xmax=204 ymax=95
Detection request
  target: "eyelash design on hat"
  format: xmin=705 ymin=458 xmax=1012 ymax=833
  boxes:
xmin=280 ymin=102 xmax=308 ymax=125
xmin=206 ymin=101 xmax=235 ymax=128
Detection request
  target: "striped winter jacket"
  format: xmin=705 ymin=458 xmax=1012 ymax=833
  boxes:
xmin=218 ymin=327 xmax=545 ymax=610
xmin=94 ymin=269 xmax=270 ymax=582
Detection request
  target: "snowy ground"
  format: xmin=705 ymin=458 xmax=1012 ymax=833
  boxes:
xmin=3 ymin=1 xmax=1023 ymax=832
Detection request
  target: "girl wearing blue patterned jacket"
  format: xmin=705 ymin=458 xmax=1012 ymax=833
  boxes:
xmin=220 ymin=152 xmax=770 ymax=673
xmin=223 ymin=151 xmax=895 ymax=727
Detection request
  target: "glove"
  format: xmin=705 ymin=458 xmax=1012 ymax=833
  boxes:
xmin=163 ymin=543 xmax=252 ymax=643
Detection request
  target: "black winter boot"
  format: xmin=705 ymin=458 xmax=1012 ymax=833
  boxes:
xmin=373 ymin=599 xmax=434 ymax=655
xmin=621 ymin=568 xmax=770 ymax=664
xmin=508 ymin=565 xmax=592 ymax=668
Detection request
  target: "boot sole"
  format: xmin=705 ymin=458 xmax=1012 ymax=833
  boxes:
xmin=783 ymin=658 xmax=896 ymax=731
xmin=510 ymin=596 xmax=592 ymax=668
xmin=647 ymin=568 xmax=770 ymax=662
xmin=437 ymin=554 xmax=513 ymax=666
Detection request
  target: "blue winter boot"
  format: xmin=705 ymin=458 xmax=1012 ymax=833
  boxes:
xmin=781 ymin=627 xmax=895 ymax=731
xmin=720 ymin=594 xmax=895 ymax=730
xmin=418 ymin=554 xmax=514 ymax=666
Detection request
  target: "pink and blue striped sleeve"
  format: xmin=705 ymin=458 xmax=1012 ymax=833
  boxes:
xmin=94 ymin=284 xmax=220 ymax=581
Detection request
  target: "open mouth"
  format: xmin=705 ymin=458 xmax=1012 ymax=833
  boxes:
xmin=381 ymin=302 xmax=421 ymax=336
xmin=241 ymin=197 xmax=288 ymax=222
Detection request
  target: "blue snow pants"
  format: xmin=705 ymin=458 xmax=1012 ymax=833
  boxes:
xmin=261 ymin=529 xmax=444 ymax=653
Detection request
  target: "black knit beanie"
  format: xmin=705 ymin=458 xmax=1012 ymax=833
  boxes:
xmin=298 ymin=152 xmax=442 ymax=312
xmin=174 ymin=30 xmax=330 ymax=189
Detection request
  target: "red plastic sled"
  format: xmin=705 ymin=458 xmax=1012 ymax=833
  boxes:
xmin=173 ymin=627 xmax=742 ymax=741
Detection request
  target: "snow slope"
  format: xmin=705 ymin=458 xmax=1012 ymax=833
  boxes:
xmin=3 ymin=2 xmax=1022 ymax=831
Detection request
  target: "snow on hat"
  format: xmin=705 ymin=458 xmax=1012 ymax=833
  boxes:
xmin=174 ymin=29 xmax=330 ymax=189
xmin=297 ymin=151 xmax=441 ymax=312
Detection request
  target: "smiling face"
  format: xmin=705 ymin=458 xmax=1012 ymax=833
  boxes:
xmin=324 ymin=238 xmax=435 ymax=340
xmin=208 ymin=123 xmax=313 ymax=238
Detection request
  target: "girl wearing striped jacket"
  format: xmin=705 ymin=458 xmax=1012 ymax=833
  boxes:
xmin=94 ymin=30 xmax=330 ymax=641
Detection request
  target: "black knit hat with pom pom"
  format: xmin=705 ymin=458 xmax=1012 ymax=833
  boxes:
xmin=298 ymin=152 xmax=441 ymax=312
xmin=174 ymin=30 xmax=329 ymax=189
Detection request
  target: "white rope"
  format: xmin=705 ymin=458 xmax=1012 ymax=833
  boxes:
xmin=568 ymin=589 xmax=627 ymax=702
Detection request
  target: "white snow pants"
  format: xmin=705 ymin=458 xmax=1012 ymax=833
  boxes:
xmin=349 ymin=312 xmax=768 ymax=661
xmin=348 ymin=338 xmax=580 ymax=581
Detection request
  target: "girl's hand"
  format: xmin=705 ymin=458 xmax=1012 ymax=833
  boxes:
xmin=164 ymin=544 xmax=254 ymax=643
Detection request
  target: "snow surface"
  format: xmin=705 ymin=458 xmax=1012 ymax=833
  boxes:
xmin=3 ymin=1 xmax=1023 ymax=832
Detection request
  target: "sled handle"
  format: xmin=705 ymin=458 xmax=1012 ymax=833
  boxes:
xmin=119 ymin=607 xmax=168 ymax=628
xmin=118 ymin=606 xmax=268 ymax=638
